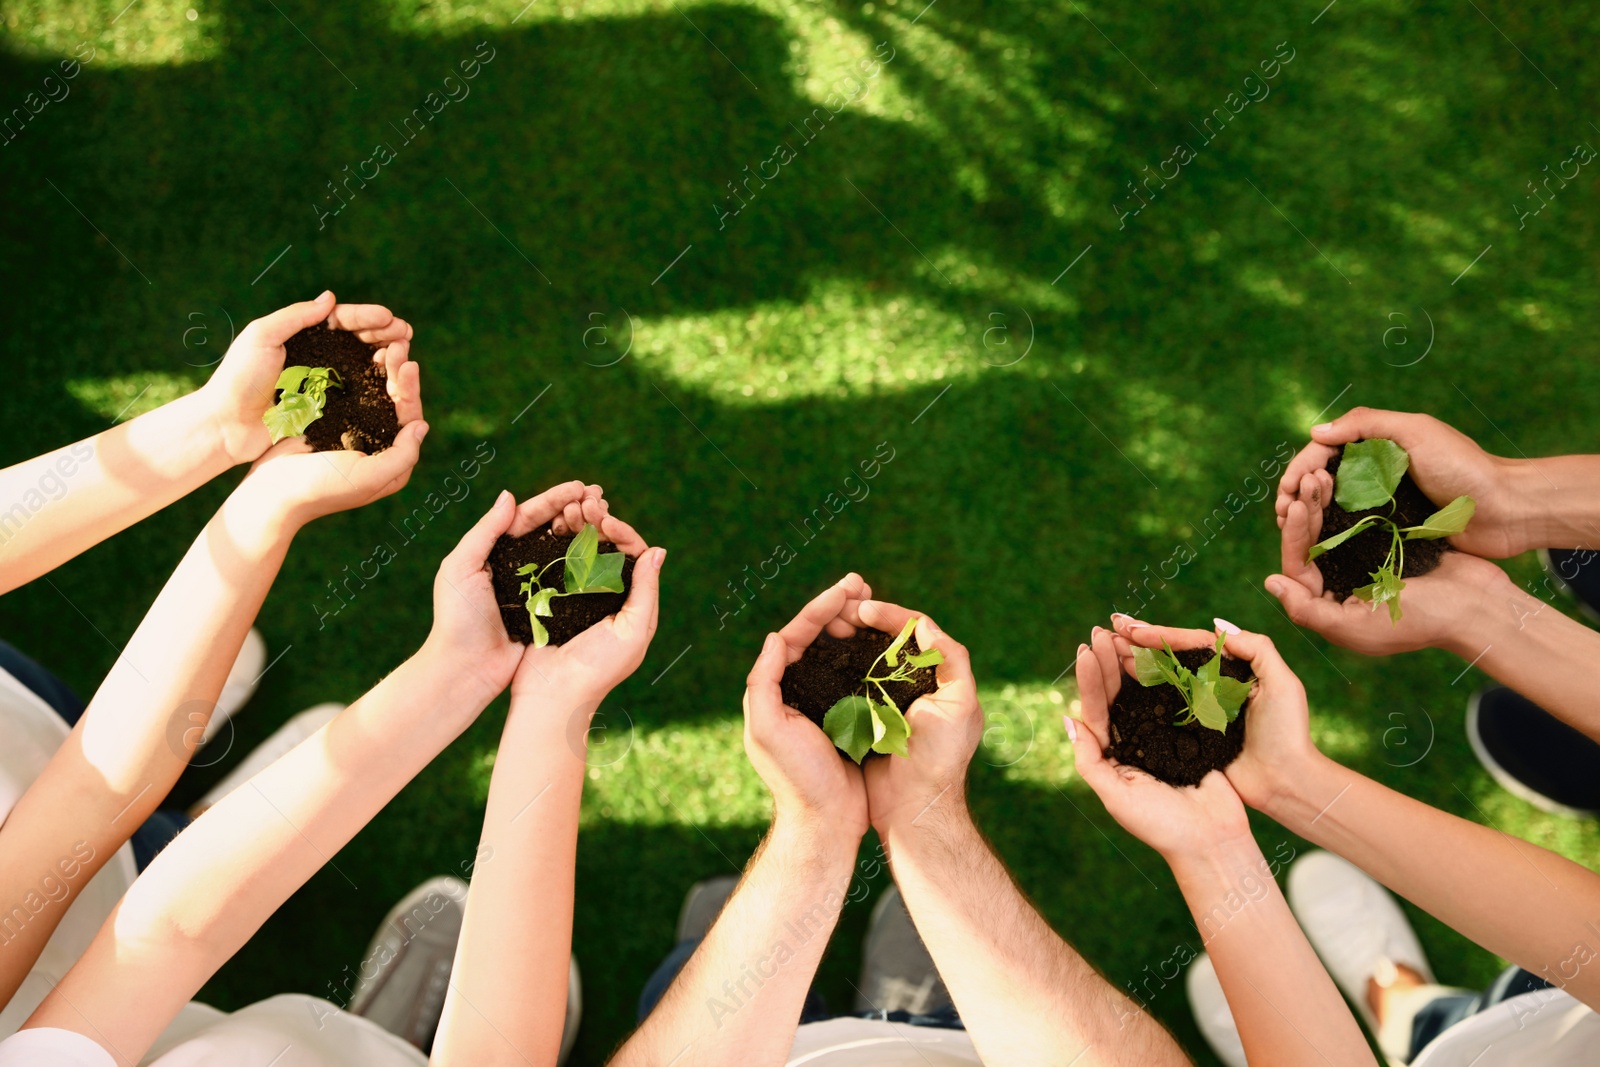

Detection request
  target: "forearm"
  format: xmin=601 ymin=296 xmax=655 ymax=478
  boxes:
xmin=1264 ymin=753 xmax=1600 ymax=1007
xmin=881 ymin=804 xmax=1187 ymax=1067
xmin=0 ymin=391 xmax=232 ymax=593
xmin=27 ymin=644 xmax=493 ymax=1064
xmin=608 ymin=818 xmax=857 ymax=1067
xmin=1169 ymin=837 xmax=1373 ymax=1067
xmin=1504 ymin=455 xmax=1600 ymax=554
xmin=1442 ymin=573 xmax=1600 ymax=741
xmin=433 ymin=689 xmax=590 ymax=1066
xmin=0 ymin=483 xmax=294 ymax=1006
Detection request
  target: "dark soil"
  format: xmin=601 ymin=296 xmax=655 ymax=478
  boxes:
xmin=1315 ymin=446 xmax=1448 ymax=599
xmin=780 ymin=628 xmax=940 ymax=751
xmin=1106 ymin=647 xmax=1251 ymax=787
xmin=282 ymin=325 xmax=401 ymax=454
xmin=489 ymin=526 xmax=635 ymax=645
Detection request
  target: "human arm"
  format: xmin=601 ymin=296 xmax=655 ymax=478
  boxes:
xmin=606 ymin=576 xmax=873 ymax=1067
xmin=0 ymin=293 xmax=416 ymax=594
xmin=433 ymin=496 xmax=661 ymax=1066
xmin=860 ymin=600 xmax=1190 ymax=1067
xmin=17 ymin=488 xmax=564 ymax=1063
xmin=1077 ymin=621 xmax=1374 ymax=1066
xmin=1107 ymin=614 xmax=1600 ymax=1012
xmin=0 ymin=413 xmax=425 ymax=1009
xmin=1274 ymin=406 xmax=1600 ymax=558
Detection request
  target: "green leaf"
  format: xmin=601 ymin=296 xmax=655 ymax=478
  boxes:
xmin=1335 ymin=439 xmax=1411 ymax=511
xmin=1353 ymin=566 xmax=1407 ymax=624
xmin=904 ymin=647 xmax=944 ymax=669
xmin=1132 ymin=646 xmax=1169 ymax=687
xmin=274 ymin=366 xmax=311 ymax=394
xmin=515 ymin=563 xmax=540 ymax=576
xmin=261 ymin=391 xmax=321 ymax=444
xmin=563 ymin=524 xmax=601 ymax=590
xmin=822 ymin=695 xmax=878 ymax=763
xmin=1189 ymin=679 xmax=1231 ymax=732
xmin=579 ymin=550 xmax=625 ymax=594
xmin=883 ymin=617 xmax=918 ymax=667
xmin=1308 ymin=515 xmax=1384 ymax=560
xmin=530 ymin=587 xmax=557 ymax=618
xmin=529 ymin=613 xmax=551 ymax=648
xmin=1403 ymin=495 xmax=1476 ymax=540
xmin=870 ymin=698 xmax=911 ymax=757
xmin=1215 ymin=676 xmax=1252 ymax=720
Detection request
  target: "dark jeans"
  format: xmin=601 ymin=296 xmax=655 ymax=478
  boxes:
xmin=638 ymin=937 xmax=964 ymax=1031
xmin=1409 ymin=966 xmax=1552 ymax=1061
xmin=0 ymin=640 xmax=191 ymax=871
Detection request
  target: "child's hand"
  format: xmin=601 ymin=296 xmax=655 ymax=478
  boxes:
xmin=234 ymin=419 xmax=427 ymax=530
xmin=201 ymin=291 xmax=416 ymax=464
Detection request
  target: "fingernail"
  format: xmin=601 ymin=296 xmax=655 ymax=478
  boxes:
xmin=1265 ymin=579 xmax=1283 ymax=596
xmin=415 ymin=422 xmax=429 ymax=441
xmin=1312 ymin=422 xmax=1332 ymax=433
xmin=1063 ymin=716 xmax=1078 ymax=743
xmin=654 ymin=547 xmax=668 ymax=570
xmin=318 ymin=289 xmax=333 ymax=300
xmin=496 ymin=489 xmax=512 ymax=508
xmin=1111 ymin=612 xmax=1147 ymax=630
xmin=1091 ymin=625 xmax=1104 ymax=639
xmin=1214 ymin=617 xmax=1241 ymax=635
xmin=764 ymin=632 xmax=780 ymax=654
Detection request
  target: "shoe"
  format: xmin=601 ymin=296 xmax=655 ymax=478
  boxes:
xmin=1184 ymin=954 xmax=1247 ymax=1067
xmin=1541 ymin=548 xmax=1600 ymax=625
xmin=194 ymin=702 xmax=344 ymax=811
xmin=676 ymin=875 xmax=739 ymax=942
xmin=201 ymin=627 xmax=267 ymax=744
xmin=1467 ymin=686 xmax=1600 ymax=817
xmin=1287 ymin=851 xmax=1463 ymax=1063
xmin=560 ymin=955 xmax=582 ymax=1066
xmin=854 ymin=886 xmax=952 ymax=1015
xmin=349 ymin=877 xmax=468 ymax=1049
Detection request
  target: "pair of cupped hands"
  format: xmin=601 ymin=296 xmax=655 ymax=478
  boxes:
xmin=206 ymin=293 xmax=665 ymax=714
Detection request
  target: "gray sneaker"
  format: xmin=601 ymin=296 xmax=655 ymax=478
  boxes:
xmin=677 ymin=875 xmax=739 ymax=942
xmin=350 ymin=877 xmax=469 ymax=1050
xmin=854 ymin=886 xmax=952 ymax=1015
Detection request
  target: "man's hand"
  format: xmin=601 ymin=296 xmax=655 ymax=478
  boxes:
xmin=1270 ymin=484 xmax=1516 ymax=655
xmin=858 ymin=601 xmax=982 ymax=838
xmin=1070 ymin=622 xmax=1251 ymax=862
xmin=1275 ymin=407 xmax=1524 ymax=557
xmin=744 ymin=575 xmax=875 ymax=843
xmin=200 ymin=291 xmax=418 ymax=464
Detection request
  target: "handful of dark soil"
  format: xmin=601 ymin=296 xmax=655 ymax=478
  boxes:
xmin=283 ymin=325 xmax=401 ymax=454
xmin=489 ymin=525 xmax=635 ymax=645
xmin=1106 ymin=646 xmax=1250 ymax=786
xmin=1314 ymin=449 xmax=1448 ymax=599
xmin=780 ymin=627 xmax=939 ymax=741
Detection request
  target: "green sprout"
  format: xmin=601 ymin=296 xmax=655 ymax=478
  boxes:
xmin=1132 ymin=632 xmax=1253 ymax=733
xmin=822 ymin=617 xmax=945 ymax=763
xmin=517 ymin=523 xmax=625 ymax=647
xmin=1307 ymin=439 xmax=1475 ymax=623
xmin=262 ymin=366 xmax=343 ymax=444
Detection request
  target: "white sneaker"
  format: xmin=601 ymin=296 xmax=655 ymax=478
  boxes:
xmin=1184 ymin=953 xmax=1247 ymax=1067
xmin=1287 ymin=851 xmax=1452 ymax=1063
xmin=195 ymin=702 xmax=344 ymax=811
xmin=201 ymin=627 xmax=267 ymax=744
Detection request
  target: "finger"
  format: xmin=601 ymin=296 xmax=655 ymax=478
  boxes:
xmin=914 ymin=614 xmax=972 ymax=695
xmin=825 ymin=575 xmax=869 ymax=638
xmin=1089 ymin=627 xmax=1122 ymax=707
xmin=743 ymin=631 xmax=795 ymax=738
xmin=443 ymin=486 xmax=515 ymax=576
xmin=1283 ymin=501 xmax=1326 ymax=596
xmin=1276 ymin=441 xmax=1338 ymax=515
xmin=325 ymin=302 xmax=394 ymax=335
xmin=1067 ymin=711 xmax=1122 ymax=797
xmin=243 ymin=291 xmax=336 ymax=345
xmin=351 ymin=317 xmax=412 ymax=345
xmin=1074 ymin=642 xmax=1111 ymax=746
xmin=614 ymin=545 xmax=664 ymax=640
xmin=1265 ymin=574 xmax=1345 ymax=635
xmin=1311 ymin=406 xmax=1421 ymax=447
xmin=355 ymin=420 xmax=428 ymax=499
xmin=510 ymin=480 xmax=587 ymax=536
xmin=557 ymin=498 xmax=585 ymax=536
xmin=1216 ymin=627 xmax=1303 ymax=695
xmin=778 ymin=579 xmax=857 ymax=660
xmin=580 ymin=492 xmax=609 ymax=531
xmin=598 ymin=514 xmax=649 ymax=558
xmin=856 ymin=597 xmax=932 ymax=641
xmin=1109 ymin=617 xmax=1214 ymax=653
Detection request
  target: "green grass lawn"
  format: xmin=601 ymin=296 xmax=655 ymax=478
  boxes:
xmin=3 ymin=0 xmax=1598 ymax=1062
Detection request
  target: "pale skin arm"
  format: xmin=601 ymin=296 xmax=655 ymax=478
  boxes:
xmin=1076 ymin=621 xmax=1374 ymax=1067
xmin=0 ymin=415 xmax=425 ymax=1011
xmin=0 ymin=292 xmax=416 ymax=594
xmin=434 ymin=500 xmax=662 ymax=1066
xmin=1109 ymin=614 xmax=1600 ymax=1012
xmin=860 ymin=601 xmax=1192 ymax=1067
xmin=607 ymin=576 xmax=875 ymax=1067
xmin=19 ymin=486 xmax=597 ymax=1064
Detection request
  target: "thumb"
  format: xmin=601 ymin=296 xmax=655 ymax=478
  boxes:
xmin=743 ymin=631 xmax=789 ymax=735
xmin=1265 ymin=574 xmax=1341 ymax=633
xmin=1216 ymin=628 xmax=1301 ymax=693
xmin=446 ymin=486 xmax=516 ymax=574
xmin=1311 ymin=405 xmax=1408 ymax=446
xmin=358 ymin=419 xmax=426 ymax=489
xmin=247 ymin=291 xmax=336 ymax=346
xmin=615 ymin=546 xmax=664 ymax=639
xmin=1067 ymin=715 xmax=1120 ymax=797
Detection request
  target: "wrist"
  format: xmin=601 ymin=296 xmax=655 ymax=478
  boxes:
xmin=418 ymin=636 xmax=511 ymax=712
xmin=1256 ymin=749 xmax=1347 ymax=835
xmin=218 ymin=481 xmax=302 ymax=554
xmin=1164 ymin=831 xmax=1266 ymax=887
xmin=769 ymin=810 xmax=862 ymax=878
xmin=877 ymin=789 xmax=975 ymax=860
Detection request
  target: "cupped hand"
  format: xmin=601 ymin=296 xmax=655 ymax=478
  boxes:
xmin=743 ymin=575 xmax=875 ymax=843
xmin=201 ymin=291 xmax=418 ymax=464
xmin=513 ymin=493 xmax=662 ymax=707
xmin=856 ymin=600 xmax=983 ymax=838
xmin=1271 ymin=489 xmax=1515 ymax=655
xmin=1069 ymin=622 xmax=1250 ymax=861
xmin=1105 ymin=616 xmax=1319 ymax=814
xmin=236 ymin=418 xmax=427 ymax=529
xmin=1275 ymin=407 xmax=1520 ymax=557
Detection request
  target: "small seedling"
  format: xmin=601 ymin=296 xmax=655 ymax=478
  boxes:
xmin=822 ymin=617 xmax=944 ymax=763
xmin=517 ymin=523 xmax=625 ymax=647
xmin=1307 ymin=439 xmax=1475 ymax=623
xmin=262 ymin=366 xmax=343 ymax=444
xmin=1132 ymin=633 xmax=1252 ymax=733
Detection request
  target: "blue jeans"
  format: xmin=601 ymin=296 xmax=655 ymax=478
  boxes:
xmin=638 ymin=937 xmax=964 ymax=1030
xmin=0 ymin=640 xmax=191 ymax=871
xmin=1408 ymin=967 xmax=1552 ymax=1061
